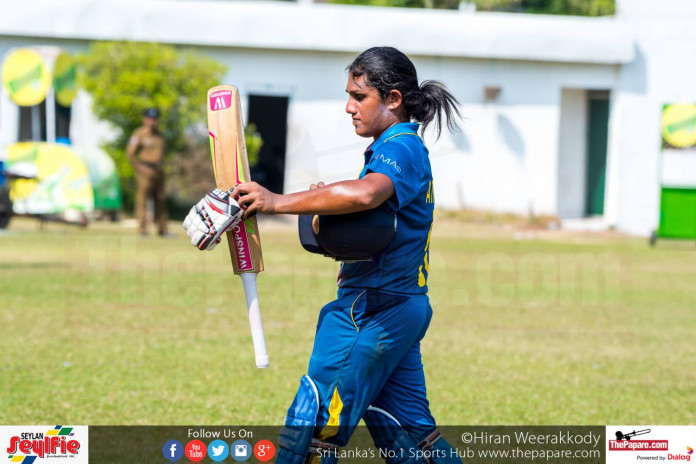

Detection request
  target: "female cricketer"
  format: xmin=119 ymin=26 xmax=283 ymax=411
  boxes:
xmin=185 ymin=47 xmax=463 ymax=464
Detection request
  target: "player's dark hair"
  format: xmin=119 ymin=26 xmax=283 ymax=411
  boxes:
xmin=347 ymin=46 xmax=461 ymax=138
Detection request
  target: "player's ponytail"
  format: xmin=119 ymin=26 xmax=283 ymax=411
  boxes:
xmin=347 ymin=46 xmax=461 ymax=139
xmin=412 ymin=80 xmax=461 ymax=139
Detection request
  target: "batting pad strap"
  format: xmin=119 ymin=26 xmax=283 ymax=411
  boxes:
xmin=418 ymin=431 xmax=443 ymax=454
xmin=306 ymin=439 xmax=339 ymax=464
xmin=276 ymin=375 xmax=321 ymax=464
xmin=364 ymin=407 xmax=460 ymax=464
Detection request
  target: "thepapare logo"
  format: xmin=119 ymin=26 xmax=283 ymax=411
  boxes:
xmin=6 ymin=426 xmax=81 ymax=462
xmin=374 ymin=154 xmax=402 ymax=173
xmin=609 ymin=440 xmax=668 ymax=451
xmin=209 ymin=90 xmax=233 ymax=111
xmin=615 ymin=429 xmax=652 ymax=441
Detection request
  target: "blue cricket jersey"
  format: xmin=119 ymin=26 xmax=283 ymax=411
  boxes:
xmin=338 ymin=122 xmax=435 ymax=295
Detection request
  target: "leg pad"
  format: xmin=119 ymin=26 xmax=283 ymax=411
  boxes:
xmin=276 ymin=375 xmax=321 ymax=464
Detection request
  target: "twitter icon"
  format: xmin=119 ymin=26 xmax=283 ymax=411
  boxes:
xmin=208 ymin=439 xmax=229 ymax=462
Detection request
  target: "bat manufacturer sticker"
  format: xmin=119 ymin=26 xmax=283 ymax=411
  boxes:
xmin=209 ymin=90 xmax=233 ymax=111
xmin=231 ymin=221 xmax=255 ymax=272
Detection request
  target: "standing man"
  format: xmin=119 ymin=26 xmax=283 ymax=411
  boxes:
xmin=127 ymin=108 xmax=169 ymax=237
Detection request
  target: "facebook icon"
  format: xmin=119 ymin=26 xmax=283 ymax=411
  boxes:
xmin=163 ymin=439 xmax=184 ymax=461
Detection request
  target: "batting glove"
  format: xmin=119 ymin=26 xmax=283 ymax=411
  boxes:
xmin=183 ymin=188 xmax=243 ymax=251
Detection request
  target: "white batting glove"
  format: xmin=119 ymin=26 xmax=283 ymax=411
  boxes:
xmin=183 ymin=188 xmax=243 ymax=251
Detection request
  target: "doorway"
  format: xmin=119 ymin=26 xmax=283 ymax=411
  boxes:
xmin=585 ymin=91 xmax=610 ymax=216
xmin=247 ymin=95 xmax=289 ymax=194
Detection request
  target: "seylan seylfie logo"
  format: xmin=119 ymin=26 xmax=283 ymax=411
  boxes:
xmin=6 ymin=425 xmax=81 ymax=463
xmin=210 ymin=90 xmax=233 ymax=111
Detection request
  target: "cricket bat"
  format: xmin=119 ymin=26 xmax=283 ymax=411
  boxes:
xmin=207 ymin=85 xmax=269 ymax=369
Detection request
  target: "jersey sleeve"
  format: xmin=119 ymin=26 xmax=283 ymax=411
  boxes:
xmin=128 ymin=128 xmax=142 ymax=148
xmin=364 ymin=140 xmax=424 ymax=213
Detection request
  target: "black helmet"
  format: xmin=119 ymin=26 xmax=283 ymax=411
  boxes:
xmin=298 ymin=205 xmax=396 ymax=262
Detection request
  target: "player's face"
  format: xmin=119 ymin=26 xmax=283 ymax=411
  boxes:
xmin=345 ymin=74 xmax=394 ymax=140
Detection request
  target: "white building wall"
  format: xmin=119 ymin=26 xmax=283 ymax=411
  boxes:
xmin=200 ymin=49 xmax=621 ymax=217
xmin=194 ymin=47 xmax=611 ymax=217
xmin=5 ymin=0 xmax=696 ymax=235
xmin=557 ymin=88 xmax=588 ymax=219
xmin=609 ymin=0 xmax=696 ymax=235
xmin=0 ymin=39 xmax=623 ymax=220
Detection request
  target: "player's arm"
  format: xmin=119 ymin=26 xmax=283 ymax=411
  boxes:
xmin=231 ymin=173 xmax=394 ymax=217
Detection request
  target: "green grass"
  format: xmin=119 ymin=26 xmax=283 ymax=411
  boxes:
xmin=1 ymin=217 xmax=695 ymax=425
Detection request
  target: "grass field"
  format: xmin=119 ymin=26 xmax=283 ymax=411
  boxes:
xmin=1 ymin=215 xmax=695 ymax=425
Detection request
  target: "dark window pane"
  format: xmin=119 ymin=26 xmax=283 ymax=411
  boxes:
xmin=18 ymin=101 xmax=47 ymax=142
xmin=56 ymin=101 xmax=72 ymax=142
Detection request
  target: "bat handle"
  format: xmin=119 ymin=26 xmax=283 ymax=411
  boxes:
xmin=240 ymin=272 xmax=270 ymax=368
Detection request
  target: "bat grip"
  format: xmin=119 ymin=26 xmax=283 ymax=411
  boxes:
xmin=240 ymin=272 xmax=270 ymax=368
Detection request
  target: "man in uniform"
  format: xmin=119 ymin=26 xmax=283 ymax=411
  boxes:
xmin=127 ymin=108 xmax=169 ymax=236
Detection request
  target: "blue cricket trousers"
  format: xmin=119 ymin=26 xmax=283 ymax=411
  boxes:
xmin=308 ymin=287 xmax=436 ymax=445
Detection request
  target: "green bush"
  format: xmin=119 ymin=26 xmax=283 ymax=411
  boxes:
xmin=78 ymin=41 xmax=228 ymax=212
xmin=328 ymin=0 xmax=615 ymax=15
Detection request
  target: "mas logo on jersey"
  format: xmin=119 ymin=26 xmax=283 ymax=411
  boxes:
xmin=210 ymin=90 xmax=233 ymax=111
xmin=374 ymin=154 xmax=402 ymax=173
xmin=3 ymin=425 xmax=87 ymax=463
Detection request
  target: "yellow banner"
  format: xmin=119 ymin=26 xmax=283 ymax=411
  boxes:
xmin=5 ymin=142 xmax=94 ymax=214
xmin=54 ymin=51 xmax=78 ymax=106
xmin=662 ymin=103 xmax=696 ymax=149
xmin=1 ymin=49 xmax=51 ymax=107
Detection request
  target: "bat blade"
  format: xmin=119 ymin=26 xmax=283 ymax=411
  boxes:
xmin=207 ymin=85 xmax=268 ymax=368
xmin=207 ymin=85 xmax=264 ymax=274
